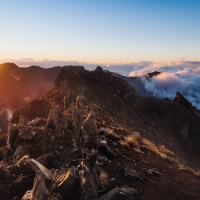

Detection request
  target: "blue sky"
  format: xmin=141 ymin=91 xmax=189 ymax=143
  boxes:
xmin=0 ymin=0 xmax=199 ymax=65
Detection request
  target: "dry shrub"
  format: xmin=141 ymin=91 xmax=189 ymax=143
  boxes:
xmin=179 ymin=166 xmax=200 ymax=177
xmin=160 ymin=153 xmax=179 ymax=167
xmin=141 ymin=138 xmax=160 ymax=154
xmin=100 ymin=170 xmax=109 ymax=187
xmin=105 ymin=129 xmax=123 ymax=141
xmin=125 ymin=132 xmax=159 ymax=154
xmin=119 ymin=140 xmax=129 ymax=149
xmin=158 ymin=145 xmax=175 ymax=157
xmin=125 ymin=132 xmax=143 ymax=148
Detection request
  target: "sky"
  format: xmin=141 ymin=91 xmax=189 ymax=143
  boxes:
xmin=0 ymin=0 xmax=200 ymax=65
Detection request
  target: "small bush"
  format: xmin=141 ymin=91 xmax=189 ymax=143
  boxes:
xmin=119 ymin=140 xmax=129 ymax=149
xmin=158 ymin=145 xmax=175 ymax=157
xmin=100 ymin=170 xmax=109 ymax=187
xmin=125 ymin=132 xmax=160 ymax=154
xmin=179 ymin=166 xmax=200 ymax=177
xmin=125 ymin=133 xmax=142 ymax=148
xmin=105 ymin=130 xmax=123 ymax=141
xmin=160 ymin=153 xmax=179 ymax=167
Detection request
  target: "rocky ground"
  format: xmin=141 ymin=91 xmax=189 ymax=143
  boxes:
xmin=0 ymin=66 xmax=200 ymax=200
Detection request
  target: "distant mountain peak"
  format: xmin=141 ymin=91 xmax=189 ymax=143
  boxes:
xmin=0 ymin=62 xmax=19 ymax=70
xmin=144 ymin=71 xmax=161 ymax=78
xmin=173 ymin=92 xmax=192 ymax=110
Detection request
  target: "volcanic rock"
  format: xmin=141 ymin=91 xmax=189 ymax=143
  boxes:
xmin=99 ymin=186 xmax=138 ymax=200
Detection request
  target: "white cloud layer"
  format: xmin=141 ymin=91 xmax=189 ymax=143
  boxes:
xmin=1 ymin=58 xmax=200 ymax=109
xmin=129 ymin=61 xmax=200 ymax=110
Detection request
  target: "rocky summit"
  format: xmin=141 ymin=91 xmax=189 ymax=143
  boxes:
xmin=0 ymin=66 xmax=200 ymax=200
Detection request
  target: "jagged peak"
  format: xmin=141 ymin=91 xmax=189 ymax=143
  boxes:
xmin=144 ymin=71 xmax=161 ymax=78
xmin=173 ymin=91 xmax=192 ymax=109
xmin=95 ymin=66 xmax=103 ymax=72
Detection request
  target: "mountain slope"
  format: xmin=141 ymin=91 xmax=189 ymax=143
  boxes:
xmin=0 ymin=63 xmax=62 ymax=133
xmin=1 ymin=66 xmax=200 ymax=200
xmin=0 ymin=63 xmax=62 ymax=109
xmin=49 ymin=66 xmax=200 ymax=165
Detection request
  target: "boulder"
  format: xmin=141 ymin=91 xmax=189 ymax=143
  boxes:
xmin=7 ymin=123 xmax=19 ymax=150
xmin=52 ymin=166 xmax=79 ymax=200
xmin=18 ymin=115 xmax=29 ymax=128
xmin=145 ymin=168 xmax=160 ymax=177
xmin=81 ymin=111 xmax=98 ymax=151
xmin=31 ymin=171 xmax=49 ymax=200
xmin=21 ymin=190 xmax=32 ymax=200
xmin=99 ymin=127 xmax=108 ymax=135
xmin=47 ymin=105 xmax=59 ymax=130
xmin=124 ymin=167 xmax=140 ymax=181
xmin=36 ymin=151 xmax=60 ymax=167
xmin=29 ymin=159 xmax=53 ymax=180
xmin=79 ymin=162 xmax=100 ymax=200
xmin=0 ymin=164 xmax=11 ymax=179
xmin=98 ymin=140 xmax=115 ymax=159
xmin=18 ymin=126 xmax=36 ymax=140
xmin=28 ymin=117 xmax=47 ymax=126
xmin=99 ymin=186 xmax=138 ymax=200
xmin=3 ymin=145 xmax=10 ymax=163
xmin=79 ymin=150 xmax=101 ymax=200
xmin=12 ymin=145 xmax=28 ymax=163
xmin=21 ymin=159 xmax=53 ymax=200
xmin=66 ymin=103 xmax=82 ymax=150
xmin=8 ymin=155 xmax=33 ymax=175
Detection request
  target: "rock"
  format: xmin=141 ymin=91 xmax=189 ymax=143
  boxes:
xmin=79 ymin=161 xmax=101 ymax=200
xmin=98 ymin=140 xmax=115 ymax=159
xmin=18 ymin=115 xmax=29 ymax=128
xmin=31 ymin=117 xmax=47 ymax=126
xmin=173 ymin=92 xmax=192 ymax=110
xmin=8 ymin=155 xmax=33 ymax=175
xmin=98 ymin=155 xmax=108 ymax=161
xmin=29 ymin=159 xmax=53 ymax=180
xmin=96 ymin=66 xmax=104 ymax=72
xmin=124 ymin=167 xmax=140 ymax=181
xmin=134 ymin=148 xmax=144 ymax=154
xmin=12 ymin=145 xmax=28 ymax=163
xmin=99 ymin=186 xmax=138 ymax=200
xmin=85 ymin=150 xmax=98 ymax=167
xmin=18 ymin=126 xmax=36 ymax=140
xmin=36 ymin=151 xmax=60 ymax=167
xmin=81 ymin=110 xmax=98 ymax=151
xmin=47 ymin=105 xmax=59 ymax=130
xmin=2 ymin=146 xmax=10 ymax=163
xmin=52 ymin=166 xmax=79 ymax=200
xmin=99 ymin=127 xmax=108 ymax=135
xmin=0 ymin=164 xmax=11 ymax=179
xmin=31 ymin=171 xmax=49 ymax=200
xmin=21 ymin=159 xmax=53 ymax=200
xmin=145 ymin=168 xmax=160 ymax=177
xmin=7 ymin=123 xmax=19 ymax=150
xmin=22 ymin=190 xmax=32 ymax=200
xmin=66 ymin=102 xmax=82 ymax=150
xmin=22 ymin=171 xmax=49 ymax=200
xmin=110 ymin=178 xmax=117 ymax=185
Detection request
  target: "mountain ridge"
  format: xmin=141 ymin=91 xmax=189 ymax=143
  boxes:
xmin=0 ymin=65 xmax=200 ymax=199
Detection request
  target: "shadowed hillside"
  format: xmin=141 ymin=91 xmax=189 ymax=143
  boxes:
xmin=0 ymin=66 xmax=200 ymax=200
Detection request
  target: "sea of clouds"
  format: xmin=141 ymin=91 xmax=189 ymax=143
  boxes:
xmin=129 ymin=61 xmax=200 ymax=110
xmin=1 ymin=58 xmax=200 ymax=109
